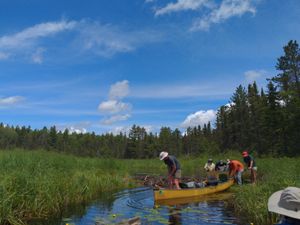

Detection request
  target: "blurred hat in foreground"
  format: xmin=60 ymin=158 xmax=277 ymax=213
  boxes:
xmin=268 ymin=187 xmax=300 ymax=219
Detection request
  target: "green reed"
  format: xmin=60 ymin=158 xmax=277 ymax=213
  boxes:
xmin=231 ymin=157 xmax=300 ymax=225
xmin=0 ymin=150 xmax=298 ymax=225
xmin=0 ymin=150 xmax=133 ymax=225
xmin=128 ymin=153 xmax=300 ymax=225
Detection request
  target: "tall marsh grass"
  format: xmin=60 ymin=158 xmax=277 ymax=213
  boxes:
xmin=128 ymin=153 xmax=300 ymax=225
xmin=232 ymin=157 xmax=300 ymax=225
xmin=0 ymin=150 xmax=298 ymax=225
xmin=0 ymin=150 xmax=133 ymax=225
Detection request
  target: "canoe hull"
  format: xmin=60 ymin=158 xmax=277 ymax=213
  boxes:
xmin=154 ymin=179 xmax=234 ymax=202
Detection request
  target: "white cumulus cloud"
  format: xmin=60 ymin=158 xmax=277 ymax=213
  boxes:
xmin=68 ymin=126 xmax=87 ymax=134
xmin=0 ymin=96 xmax=25 ymax=106
xmin=109 ymin=125 xmax=153 ymax=135
xmin=57 ymin=122 xmax=91 ymax=134
xmin=181 ymin=110 xmax=216 ymax=128
xmin=109 ymin=80 xmax=130 ymax=99
xmin=98 ymin=100 xmax=131 ymax=114
xmin=225 ymin=102 xmax=235 ymax=108
xmin=98 ymin=80 xmax=132 ymax=125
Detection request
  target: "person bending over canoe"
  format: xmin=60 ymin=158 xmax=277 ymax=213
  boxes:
xmin=227 ymin=159 xmax=244 ymax=185
xmin=159 ymin=151 xmax=181 ymax=189
xmin=215 ymin=160 xmax=228 ymax=172
xmin=242 ymin=151 xmax=257 ymax=184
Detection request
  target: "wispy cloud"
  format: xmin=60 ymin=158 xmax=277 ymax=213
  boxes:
xmin=75 ymin=21 xmax=162 ymax=58
xmin=0 ymin=77 xmax=85 ymax=92
xmin=110 ymin=126 xmax=131 ymax=135
xmin=98 ymin=80 xmax=132 ymax=125
xmin=0 ymin=20 xmax=77 ymax=62
xmin=244 ymin=69 xmax=267 ymax=83
xmin=181 ymin=109 xmax=216 ymax=128
xmin=0 ymin=52 xmax=9 ymax=60
xmin=130 ymin=82 xmax=234 ymax=99
xmin=155 ymin=0 xmax=212 ymax=16
xmin=0 ymin=19 xmax=163 ymax=62
xmin=0 ymin=96 xmax=25 ymax=107
xmin=152 ymin=0 xmax=257 ymax=31
xmin=31 ymin=47 xmax=45 ymax=64
xmin=101 ymin=114 xmax=131 ymax=125
xmin=0 ymin=20 xmax=77 ymax=49
xmin=145 ymin=0 xmax=156 ymax=3
xmin=191 ymin=0 xmax=256 ymax=31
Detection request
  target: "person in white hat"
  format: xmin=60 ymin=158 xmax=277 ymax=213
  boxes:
xmin=159 ymin=151 xmax=181 ymax=189
xmin=204 ymin=159 xmax=215 ymax=172
xmin=268 ymin=187 xmax=300 ymax=224
xmin=204 ymin=159 xmax=217 ymax=183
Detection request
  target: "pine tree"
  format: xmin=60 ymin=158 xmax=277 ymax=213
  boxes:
xmin=229 ymin=85 xmax=250 ymax=149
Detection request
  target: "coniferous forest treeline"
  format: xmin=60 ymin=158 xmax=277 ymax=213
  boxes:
xmin=1 ymin=40 xmax=299 ymax=158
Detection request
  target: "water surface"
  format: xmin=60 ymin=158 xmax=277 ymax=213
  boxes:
xmin=32 ymin=187 xmax=241 ymax=225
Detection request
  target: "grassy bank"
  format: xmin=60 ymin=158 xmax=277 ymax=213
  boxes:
xmin=232 ymin=157 xmax=300 ymax=225
xmin=0 ymin=150 xmax=299 ymax=225
xmin=0 ymin=150 xmax=134 ymax=225
xmin=125 ymin=153 xmax=300 ymax=225
xmin=177 ymin=154 xmax=300 ymax=225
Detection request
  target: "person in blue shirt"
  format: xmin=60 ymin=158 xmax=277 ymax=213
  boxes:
xmin=159 ymin=151 xmax=181 ymax=189
xmin=268 ymin=187 xmax=300 ymax=225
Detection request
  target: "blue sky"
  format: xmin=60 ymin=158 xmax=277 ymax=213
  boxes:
xmin=0 ymin=0 xmax=300 ymax=134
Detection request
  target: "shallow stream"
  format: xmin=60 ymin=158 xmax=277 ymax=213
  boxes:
xmin=30 ymin=187 xmax=242 ymax=225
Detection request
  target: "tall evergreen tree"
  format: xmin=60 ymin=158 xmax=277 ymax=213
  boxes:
xmin=274 ymin=40 xmax=300 ymax=99
xmin=229 ymin=85 xmax=250 ymax=149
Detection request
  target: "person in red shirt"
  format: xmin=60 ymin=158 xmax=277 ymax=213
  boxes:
xmin=227 ymin=159 xmax=244 ymax=185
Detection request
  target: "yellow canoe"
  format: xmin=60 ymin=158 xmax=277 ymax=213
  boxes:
xmin=154 ymin=179 xmax=234 ymax=202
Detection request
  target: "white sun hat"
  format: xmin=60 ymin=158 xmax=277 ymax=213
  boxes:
xmin=159 ymin=151 xmax=168 ymax=160
xmin=268 ymin=187 xmax=300 ymax=219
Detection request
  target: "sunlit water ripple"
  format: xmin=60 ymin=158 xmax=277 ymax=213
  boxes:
xmin=31 ymin=187 xmax=240 ymax=225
